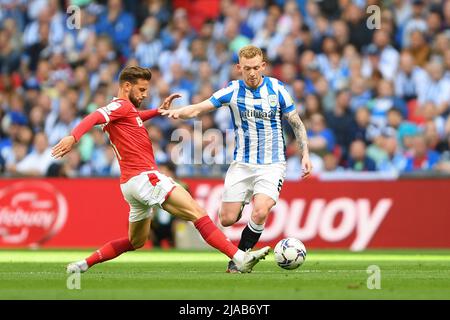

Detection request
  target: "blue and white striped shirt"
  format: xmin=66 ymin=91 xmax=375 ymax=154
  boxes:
xmin=209 ymin=77 xmax=295 ymax=164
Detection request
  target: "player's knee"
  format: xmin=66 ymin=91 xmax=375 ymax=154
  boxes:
xmin=196 ymin=206 xmax=207 ymax=218
xmin=219 ymin=211 xmax=235 ymax=227
xmin=130 ymin=236 xmax=146 ymax=249
xmin=252 ymin=207 xmax=270 ymax=225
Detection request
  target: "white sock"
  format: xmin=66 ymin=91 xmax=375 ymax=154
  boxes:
xmin=79 ymin=260 xmax=89 ymax=271
xmin=248 ymin=219 xmax=265 ymax=233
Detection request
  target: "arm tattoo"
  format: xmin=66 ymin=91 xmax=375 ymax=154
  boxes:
xmin=285 ymin=111 xmax=309 ymax=156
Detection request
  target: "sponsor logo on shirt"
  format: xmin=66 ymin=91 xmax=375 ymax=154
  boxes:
xmin=240 ymin=109 xmax=276 ymax=120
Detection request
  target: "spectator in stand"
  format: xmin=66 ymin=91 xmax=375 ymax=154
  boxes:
xmin=307 ymin=113 xmax=336 ymax=155
xmin=395 ymin=50 xmax=428 ymax=103
xmin=167 ymin=62 xmax=194 ymax=106
xmin=402 ymin=0 xmax=427 ymax=49
xmin=423 ymin=120 xmax=444 ymax=152
xmin=301 ymin=93 xmax=323 ymax=128
xmin=47 ymin=148 xmax=88 ymax=177
xmin=95 ymin=0 xmax=135 ymax=59
xmin=45 ymin=97 xmax=81 ymax=146
xmin=325 ymin=89 xmax=354 ymax=158
xmin=317 ymin=36 xmax=349 ymax=91
xmin=421 ymin=102 xmax=447 ymax=139
xmin=3 ymin=142 xmax=28 ymax=176
xmin=22 ymin=1 xmax=65 ymax=50
xmin=406 ymin=29 xmax=431 ymax=67
xmin=351 ymin=107 xmax=372 ymax=145
xmin=343 ymin=3 xmax=374 ymax=52
xmin=386 ymin=107 xmax=416 ymax=149
xmin=0 ymin=111 xmax=28 ymax=164
xmin=72 ymin=66 xmax=93 ymax=111
xmin=188 ymin=38 xmax=209 ymax=76
xmin=14 ymin=131 xmax=54 ymax=176
xmin=371 ymin=29 xmax=400 ymax=81
xmin=347 ymin=139 xmax=376 ymax=172
xmin=133 ymin=17 xmax=163 ymax=69
xmin=61 ymin=5 xmax=97 ymax=64
xmin=431 ymin=32 xmax=450 ymax=61
xmin=378 ymin=131 xmax=408 ymax=173
xmin=322 ymin=152 xmax=344 ymax=172
xmin=418 ymin=60 xmax=450 ymax=118
xmin=301 ymin=58 xmax=323 ymax=96
xmin=392 ymin=0 xmax=412 ymax=32
xmin=244 ymin=0 xmax=268 ymax=36
xmin=28 ymin=104 xmax=45 ymax=134
xmin=22 ymin=20 xmax=51 ymax=72
xmin=349 ymin=75 xmax=372 ymax=112
xmin=404 ymin=134 xmax=440 ymax=172
xmin=253 ymin=13 xmax=285 ymax=60
xmin=435 ymin=134 xmax=450 ymax=174
xmin=0 ymin=18 xmax=22 ymax=74
xmin=367 ymin=134 xmax=389 ymax=169
xmin=331 ymin=19 xmax=350 ymax=50
xmin=223 ymin=17 xmax=251 ymax=55
xmin=361 ymin=43 xmax=383 ymax=83
xmin=368 ymin=79 xmax=408 ymax=132
xmin=136 ymin=0 xmax=171 ymax=29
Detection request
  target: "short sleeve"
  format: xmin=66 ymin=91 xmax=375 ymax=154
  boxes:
xmin=97 ymin=100 xmax=131 ymax=123
xmin=278 ymin=82 xmax=296 ymax=114
xmin=209 ymin=81 xmax=235 ymax=108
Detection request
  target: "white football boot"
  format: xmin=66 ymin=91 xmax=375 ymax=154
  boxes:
xmin=66 ymin=260 xmax=89 ymax=273
xmin=233 ymin=246 xmax=270 ymax=273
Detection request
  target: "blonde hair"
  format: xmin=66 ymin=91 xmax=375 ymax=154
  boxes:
xmin=238 ymin=45 xmax=263 ymax=59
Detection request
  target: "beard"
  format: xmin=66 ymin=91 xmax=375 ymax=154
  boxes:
xmin=129 ymin=92 xmax=141 ymax=108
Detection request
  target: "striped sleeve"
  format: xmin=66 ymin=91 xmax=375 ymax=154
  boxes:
xmin=209 ymin=81 xmax=235 ymax=108
xmin=278 ymin=81 xmax=295 ymax=114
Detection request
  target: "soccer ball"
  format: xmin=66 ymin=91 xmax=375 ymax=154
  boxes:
xmin=274 ymin=238 xmax=307 ymax=270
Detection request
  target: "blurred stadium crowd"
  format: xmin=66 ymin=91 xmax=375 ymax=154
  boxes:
xmin=1 ymin=0 xmax=450 ymax=180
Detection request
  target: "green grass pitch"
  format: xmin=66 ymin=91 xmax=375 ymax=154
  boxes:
xmin=0 ymin=249 xmax=449 ymax=299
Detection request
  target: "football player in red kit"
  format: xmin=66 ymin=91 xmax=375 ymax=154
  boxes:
xmin=52 ymin=66 xmax=269 ymax=273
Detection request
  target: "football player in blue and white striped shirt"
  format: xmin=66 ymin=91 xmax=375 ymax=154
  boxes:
xmin=161 ymin=45 xmax=312 ymax=272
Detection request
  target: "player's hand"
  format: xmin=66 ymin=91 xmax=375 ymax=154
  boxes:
xmin=159 ymin=93 xmax=182 ymax=110
xmin=159 ymin=109 xmax=181 ymax=119
xmin=301 ymin=153 xmax=312 ymax=179
xmin=51 ymin=136 xmax=76 ymax=159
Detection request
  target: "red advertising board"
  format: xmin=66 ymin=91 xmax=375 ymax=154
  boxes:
xmin=0 ymin=179 xmax=129 ymax=248
xmin=0 ymin=178 xmax=449 ymax=250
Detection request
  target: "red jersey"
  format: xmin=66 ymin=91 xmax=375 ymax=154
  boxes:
xmin=97 ymin=98 xmax=157 ymax=183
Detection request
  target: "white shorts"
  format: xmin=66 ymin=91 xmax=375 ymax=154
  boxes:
xmin=222 ymin=161 xmax=286 ymax=204
xmin=120 ymin=171 xmax=177 ymax=222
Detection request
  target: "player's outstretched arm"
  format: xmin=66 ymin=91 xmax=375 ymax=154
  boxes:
xmin=284 ymin=110 xmax=312 ymax=179
xmin=51 ymin=135 xmax=76 ymax=159
xmin=138 ymin=93 xmax=182 ymax=122
xmin=159 ymin=93 xmax=182 ymax=110
xmin=159 ymin=99 xmax=215 ymax=120
xmin=51 ymin=111 xmax=105 ymax=159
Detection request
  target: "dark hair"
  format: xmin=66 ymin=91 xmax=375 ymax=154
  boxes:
xmin=387 ymin=107 xmax=403 ymax=117
xmin=119 ymin=66 xmax=152 ymax=84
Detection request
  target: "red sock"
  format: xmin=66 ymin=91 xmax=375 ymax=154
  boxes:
xmin=86 ymin=237 xmax=135 ymax=267
xmin=194 ymin=216 xmax=238 ymax=259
